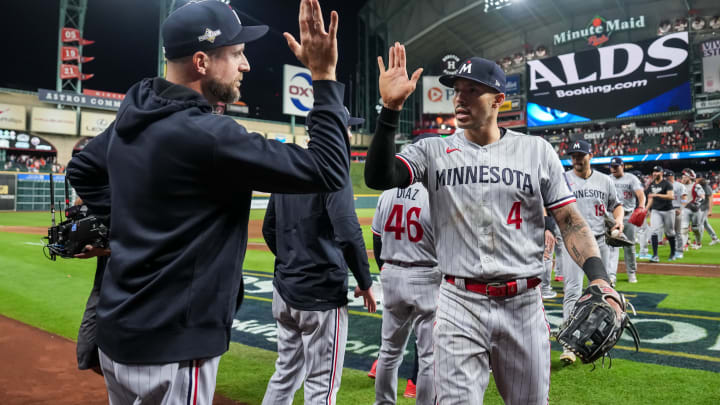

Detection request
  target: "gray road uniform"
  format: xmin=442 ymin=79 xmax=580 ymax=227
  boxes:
xmin=672 ymin=181 xmax=685 ymax=252
xmin=699 ymin=183 xmax=717 ymax=242
xmin=561 ymin=170 xmax=621 ymax=322
xmin=608 ymin=173 xmax=643 ymax=279
xmin=371 ymin=184 xmax=441 ymax=405
xmin=688 ymin=183 xmax=707 ymax=244
xmin=397 ymin=129 xmax=574 ymax=405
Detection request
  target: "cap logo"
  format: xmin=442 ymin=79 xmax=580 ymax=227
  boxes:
xmin=198 ymin=28 xmax=222 ymax=43
xmin=495 ymin=79 xmax=500 ymax=86
xmin=458 ymin=62 xmax=472 ymax=75
xmin=573 ymin=142 xmax=580 ymax=149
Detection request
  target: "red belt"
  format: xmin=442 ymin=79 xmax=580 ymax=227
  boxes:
xmin=445 ymin=276 xmax=541 ymax=297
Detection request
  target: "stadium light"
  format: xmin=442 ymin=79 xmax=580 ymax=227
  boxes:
xmin=484 ymin=0 xmax=512 ymax=13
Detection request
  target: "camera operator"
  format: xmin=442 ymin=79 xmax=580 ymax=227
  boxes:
xmin=67 ymin=1 xmax=350 ymax=403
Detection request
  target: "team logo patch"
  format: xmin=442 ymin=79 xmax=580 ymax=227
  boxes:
xmin=495 ymin=79 xmax=501 ymax=86
xmin=198 ymin=28 xmax=222 ymax=43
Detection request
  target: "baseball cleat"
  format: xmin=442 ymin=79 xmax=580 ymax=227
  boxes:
xmin=542 ymin=290 xmax=558 ymax=300
xmin=628 ymin=273 xmax=638 ymax=283
xmin=560 ymin=349 xmax=576 ymax=364
xmin=710 ymin=239 xmax=720 ymax=246
xmin=403 ymin=380 xmax=417 ymax=398
xmin=637 ymin=253 xmax=651 ymax=260
xmin=650 ymin=255 xmax=660 ymax=263
xmin=368 ymin=359 xmax=377 ymax=379
xmin=668 ymin=255 xmax=676 ymax=261
xmin=673 ymin=252 xmax=684 ymax=260
xmin=692 ymin=243 xmax=702 ymax=250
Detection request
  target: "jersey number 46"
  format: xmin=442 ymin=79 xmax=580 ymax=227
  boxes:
xmin=385 ymin=204 xmax=424 ymax=242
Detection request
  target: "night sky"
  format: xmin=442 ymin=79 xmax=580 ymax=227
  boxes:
xmin=0 ymin=0 xmax=366 ymax=122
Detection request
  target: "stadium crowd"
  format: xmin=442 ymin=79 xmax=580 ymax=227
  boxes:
xmin=1 ymin=153 xmax=65 ymax=173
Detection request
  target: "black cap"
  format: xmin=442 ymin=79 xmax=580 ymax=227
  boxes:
xmin=665 ymin=170 xmax=674 ymax=177
xmin=162 ymin=0 xmax=268 ymax=59
xmin=568 ymin=140 xmax=592 ymax=155
xmin=439 ymin=57 xmax=506 ymax=93
xmin=344 ymin=107 xmax=365 ymax=127
xmin=610 ymin=157 xmax=624 ymax=166
xmin=652 ymin=165 xmax=664 ymax=172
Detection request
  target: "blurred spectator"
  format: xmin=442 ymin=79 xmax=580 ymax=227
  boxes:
xmin=1 ymin=152 xmax=64 ymax=173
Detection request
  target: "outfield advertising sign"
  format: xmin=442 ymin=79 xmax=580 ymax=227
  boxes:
xmin=422 ymin=76 xmax=455 ymax=114
xmin=282 ymin=65 xmax=313 ymax=117
xmin=505 ymin=74 xmax=520 ymax=95
xmin=701 ymin=39 xmax=720 ymax=93
xmin=0 ymin=173 xmax=16 ymax=211
xmin=527 ymin=32 xmax=691 ymax=127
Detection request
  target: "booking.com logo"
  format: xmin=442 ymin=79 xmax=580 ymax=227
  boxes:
xmin=289 ymin=72 xmax=313 ymax=111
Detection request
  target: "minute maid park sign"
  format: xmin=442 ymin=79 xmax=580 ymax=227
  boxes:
xmin=553 ymin=15 xmax=646 ymax=47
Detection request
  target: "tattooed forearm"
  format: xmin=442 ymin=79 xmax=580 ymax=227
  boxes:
xmin=551 ymin=203 xmax=601 ymax=267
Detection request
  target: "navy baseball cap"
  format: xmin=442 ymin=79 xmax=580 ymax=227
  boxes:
xmin=162 ymin=0 xmax=268 ymax=59
xmin=665 ymin=170 xmax=675 ymax=177
xmin=610 ymin=157 xmax=624 ymax=166
xmin=652 ymin=165 xmax=663 ymax=172
xmin=438 ymin=57 xmax=506 ymax=93
xmin=345 ymin=107 xmax=365 ymax=127
xmin=568 ymin=140 xmax=592 ymax=155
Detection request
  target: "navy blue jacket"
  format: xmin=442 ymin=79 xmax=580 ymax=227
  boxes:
xmin=67 ymin=77 xmax=350 ymax=364
xmin=262 ymin=181 xmax=372 ymax=311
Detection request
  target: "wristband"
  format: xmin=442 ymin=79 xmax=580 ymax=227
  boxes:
xmin=582 ymin=256 xmax=609 ymax=283
xmin=544 ymin=216 xmax=556 ymax=232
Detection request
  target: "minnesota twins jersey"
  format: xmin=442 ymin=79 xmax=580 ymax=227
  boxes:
xmin=396 ymin=129 xmax=575 ymax=281
xmin=691 ymin=183 xmax=706 ymax=204
xmin=612 ymin=173 xmax=643 ymax=212
xmin=672 ymin=181 xmax=685 ymax=208
xmin=372 ymin=184 xmax=437 ymax=266
xmin=565 ymin=170 xmax=621 ymax=236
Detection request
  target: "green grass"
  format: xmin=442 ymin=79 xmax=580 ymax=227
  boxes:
xmin=2 ymin=209 xmax=720 ymax=404
xmin=351 ymin=162 xmax=381 ymax=196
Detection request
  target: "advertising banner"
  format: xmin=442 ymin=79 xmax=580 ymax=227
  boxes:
xmin=0 ymin=104 xmax=26 ymax=131
xmin=30 ymin=107 xmax=77 ymax=135
xmin=505 ymin=74 xmax=520 ymax=95
xmin=422 ymin=76 xmax=455 ymax=114
xmin=38 ymin=89 xmax=123 ymax=111
xmin=527 ymin=32 xmax=691 ymax=127
xmin=701 ymin=39 xmax=720 ymax=93
xmin=0 ymin=133 xmax=55 ymax=151
xmin=282 ymin=65 xmax=313 ymax=117
xmin=0 ymin=173 xmax=16 ymax=211
xmin=80 ymin=111 xmax=115 ymax=136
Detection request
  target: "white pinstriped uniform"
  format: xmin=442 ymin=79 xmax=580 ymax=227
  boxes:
xmin=561 ymin=170 xmax=620 ymax=321
xmin=397 ymin=129 xmax=575 ymax=404
xmin=98 ymin=349 xmax=220 ymax=405
xmin=608 ymin=173 xmax=643 ymax=278
xmin=371 ymin=184 xmax=441 ymax=405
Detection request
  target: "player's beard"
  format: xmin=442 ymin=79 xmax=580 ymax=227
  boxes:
xmin=204 ymin=76 xmax=241 ymax=104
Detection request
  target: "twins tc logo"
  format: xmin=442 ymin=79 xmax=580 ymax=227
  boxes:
xmin=288 ymin=72 xmax=314 ymax=112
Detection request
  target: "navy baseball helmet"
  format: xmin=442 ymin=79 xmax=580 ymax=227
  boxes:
xmin=162 ymin=0 xmax=268 ymax=59
xmin=439 ymin=57 xmax=506 ymax=93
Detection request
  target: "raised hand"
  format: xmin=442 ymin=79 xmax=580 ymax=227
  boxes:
xmin=377 ymin=42 xmax=423 ymax=111
xmin=284 ymin=0 xmax=338 ymax=81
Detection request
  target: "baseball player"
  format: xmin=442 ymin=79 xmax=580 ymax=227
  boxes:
xmin=371 ymin=148 xmax=441 ymax=404
xmin=607 ymin=157 xmax=645 ymax=284
xmin=260 ymin=114 xmax=375 ymax=405
xmin=645 ymin=166 xmax=677 ymax=262
xmin=635 ymin=171 xmax=653 ymax=259
xmin=679 ymin=169 xmax=698 ymax=253
xmin=560 ymin=140 xmax=623 ymax=363
xmin=667 ymin=170 xmax=685 ymax=256
xmin=67 ymin=1 xmax=353 ymax=403
xmin=698 ymin=175 xmax=720 ymax=247
xmin=364 ymin=45 xmax=622 ymax=404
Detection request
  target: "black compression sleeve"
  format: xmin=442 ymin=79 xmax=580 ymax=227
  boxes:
xmin=582 ymin=256 xmax=609 ymax=283
xmin=372 ymin=234 xmax=384 ymax=270
xmin=544 ymin=215 xmax=556 ymax=233
xmin=364 ymin=107 xmax=411 ymax=190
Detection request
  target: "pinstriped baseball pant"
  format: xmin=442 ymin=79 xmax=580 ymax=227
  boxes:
xmin=433 ymin=280 xmax=550 ymax=405
xmin=262 ymin=288 xmax=348 ymax=405
xmin=374 ymin=264 xmax=441 ymax=405
xmin=98 ymin=348 xmax=220 ymax=405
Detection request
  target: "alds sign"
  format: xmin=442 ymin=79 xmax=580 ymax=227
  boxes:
xmin=526 ymin=32 xmax=691 ymax=125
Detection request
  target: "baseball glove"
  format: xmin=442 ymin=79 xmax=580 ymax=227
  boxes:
xmin=686 ymin=202 xmax=699 ymax=212
xmin=604 ymin=216 xmax=633 ymax=247
xmin=557 ymin=284 xmax=640 ymax=365
xmin=628 ymin=208 xmax=648 ymax=227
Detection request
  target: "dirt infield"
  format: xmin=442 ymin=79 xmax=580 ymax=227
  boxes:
xmin=0 ymin=315 xmax=244 ymax=405
xmin=4 ymin=223 xmax=718 ymax=277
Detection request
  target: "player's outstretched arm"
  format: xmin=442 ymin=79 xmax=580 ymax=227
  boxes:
xmin=365 ymin=43 xmax=423 ymax=190
xmin=552 ymin=203 xmax=605 ymax=281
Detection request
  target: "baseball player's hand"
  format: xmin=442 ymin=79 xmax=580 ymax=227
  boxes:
xmin=543 ymin=230 xmax=556 ymax=259
xmin=354 ymin=286 xmax=377 ymax=313
xmin=284 ymin=0 xmax=338 ymax=81
xmin=377 ymin=42 xmax=423 ymax=111
xmin=74 ymin=245 xmax=111 ymax=259
xmin=611 ymin=221 xmax=623 ymax=234
xmin=588 ymin=279 xmax=622 ymax=320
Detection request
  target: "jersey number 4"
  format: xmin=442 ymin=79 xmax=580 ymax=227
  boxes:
xmin=385 ymin=204 xmax=424 ymax=242
xmin=507 ymin=201 xmax=523 ymax=229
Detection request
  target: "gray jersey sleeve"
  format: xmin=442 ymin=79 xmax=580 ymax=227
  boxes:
xmin=566 ymin=170 xmax=615 ymax=235
xmin=541 ymin=141 xmax=576 ymax=211
xmin=396 ymin=141 xmax=429 ymax=186
xmin=607 ymin=178 xmax=621 ymax=212
xmin=672 ymin=182 xmax=685 ymax=208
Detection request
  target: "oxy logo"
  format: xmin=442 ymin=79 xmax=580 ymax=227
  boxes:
xmin=288 ymin=72 xmax=314 ymax=112
xmin=528 ymin=32 xmax=689 ymax=91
